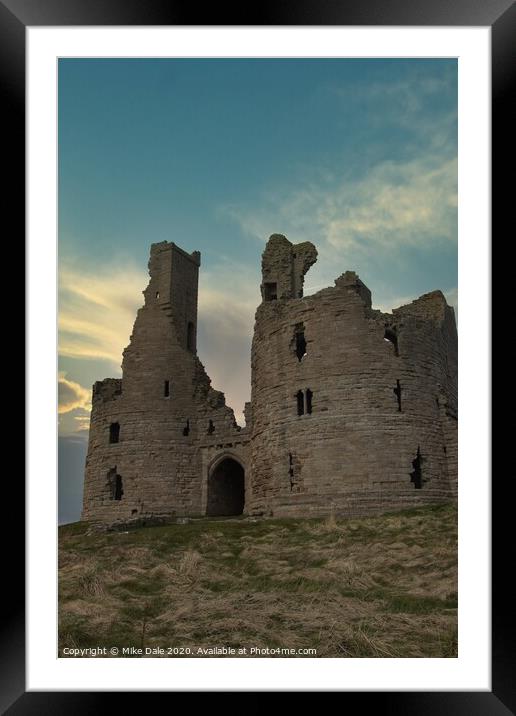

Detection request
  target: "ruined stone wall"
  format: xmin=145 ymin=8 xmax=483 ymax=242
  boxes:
xmin=260 ymin=234 xmax=317 ymax=301
xmin=248 ymin=235 xmax=458 ymax=518
xmin=82 ymin=233 xmax=457 ymax=525
xmin=393 ymin=292 xmax=458 ymax=498
xmin=82 ymin=242 xmax=243 ymax=525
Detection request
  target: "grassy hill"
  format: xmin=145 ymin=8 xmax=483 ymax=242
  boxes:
xmin=59 ymin=503 xmax=457 ymax=658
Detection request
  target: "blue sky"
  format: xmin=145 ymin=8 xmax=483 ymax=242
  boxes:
xmin=58 ymin=58 xmax=457 ymax=520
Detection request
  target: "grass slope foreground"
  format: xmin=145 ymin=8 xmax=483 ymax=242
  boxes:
xmin=59 ymin=504 xmax=457 ymax=658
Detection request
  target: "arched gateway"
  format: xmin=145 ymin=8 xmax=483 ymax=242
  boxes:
xmin=206 ymin=456 xmax=245 ymax=517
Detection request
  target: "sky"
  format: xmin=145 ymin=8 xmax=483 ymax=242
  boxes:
xmin=58 ymin=58 xmax=457 ymax=523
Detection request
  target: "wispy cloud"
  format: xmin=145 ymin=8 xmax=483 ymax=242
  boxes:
xmin=324 ymin=158 xmax=456 ymax=253
xmin=199 ymin=259 xmax=260 ymax=339
xmin=73 ymin=415 xmax=91 ymax=431
xmin=224 ymin=154 xmax=456 ymax=259
xmin=197 ymin=259 xmax=260 ymax=424
xmin=58 ymin=372 xmax=91 ymax=414
xmin=58 ymin=257 xmax=259 ymax=425
xmin=328 ymin=67 xmax=457 ymax=149
xmin=59 ymin=261 xmax=147 ymax=368
xmin=223 ymin=65 xmax=457 ymax=277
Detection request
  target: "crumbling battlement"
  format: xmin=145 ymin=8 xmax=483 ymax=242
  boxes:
xmin=393 ymin=290 xmax=453 ymax=323
xmin=82 ymin=233 xmax=457 ymax=525
xmin=261 ymin=234 xmax=318 ymax=302
xmin=142 ymin=241 xmax=201 ymax=354
xmin=334 ymin=271 xmax=372 ymax=308
xmin=92 ymin=378 xmax=122 ymax=404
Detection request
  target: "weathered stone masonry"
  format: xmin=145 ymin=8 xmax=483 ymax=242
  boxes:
xmin=82 ymin=234 xmax=457 ymax=524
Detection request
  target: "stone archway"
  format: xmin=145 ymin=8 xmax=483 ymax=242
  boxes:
xmin=206 ymin=456 xmax=245 ymax=517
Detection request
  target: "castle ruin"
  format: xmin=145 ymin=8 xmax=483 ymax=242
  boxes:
xmin=82 ymin=234 xmax=457 ymax=524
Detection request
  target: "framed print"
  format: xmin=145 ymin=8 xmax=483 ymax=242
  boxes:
xmin=4 ymin=0 xmax=512 ymax=710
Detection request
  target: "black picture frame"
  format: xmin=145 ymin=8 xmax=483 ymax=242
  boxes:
xmin=7 ymin=0 xmax=511 ymax=711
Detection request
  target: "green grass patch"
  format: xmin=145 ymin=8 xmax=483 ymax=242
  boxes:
xmin=59 ymin=503 xmax=458 ymax=658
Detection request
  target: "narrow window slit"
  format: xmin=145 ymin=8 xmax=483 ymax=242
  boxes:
xmin=289 ymin=453 xmax=295 ymax=491
xmin=187 ymin=322 xmax=195 ymax=352
xmin=182 ymin=419 xmax=190 ymax=436
xmin=114 ymin=475 xmax=123 ymax=500
xmin=393 ymin=380 xmax=402 ymax=411
xmin=164 ymin=380 xmax=170 ymax=397
xmin=109 ymin=422 xmax=120 ymax=444
xmin=409 ymin=446 xmax=424 ymax=489
xmin=296 ymin=390 xmax=304 ymax=416
xmin=384 ymin=327 xmax=399 ymax=356
xmin=306 ymin=389 xmax=313 ymax=414
xmin=264 ymin=282 xmax=278 ymax=301
xmin=294 ymin=323 xmax=307 ymax=362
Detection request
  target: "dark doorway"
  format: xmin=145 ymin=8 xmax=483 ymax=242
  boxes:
xmin=207 ymin=458 xmax=245 ymax=516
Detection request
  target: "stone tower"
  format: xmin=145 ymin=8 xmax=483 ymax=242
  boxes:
xmin=248 ymin=234 xmax=457 ymax=517
xmin=82 ymin=242 xmax=248 ymax=523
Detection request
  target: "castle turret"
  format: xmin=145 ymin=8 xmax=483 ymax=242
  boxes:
xmin=248 ymin=234 xmax=457 ymax=517
xmin=142 ymin=242 xmax=201 ymax=353
xmin=82 ymin=241 xmax=245 ymax=524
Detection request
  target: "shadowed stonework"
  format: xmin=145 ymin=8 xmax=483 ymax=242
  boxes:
xmin=82 ymin=234 xmax=457 ymax=525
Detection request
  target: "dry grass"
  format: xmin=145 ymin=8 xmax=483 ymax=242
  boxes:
xmin=58 ymin=503 xmax=457 ymax=658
